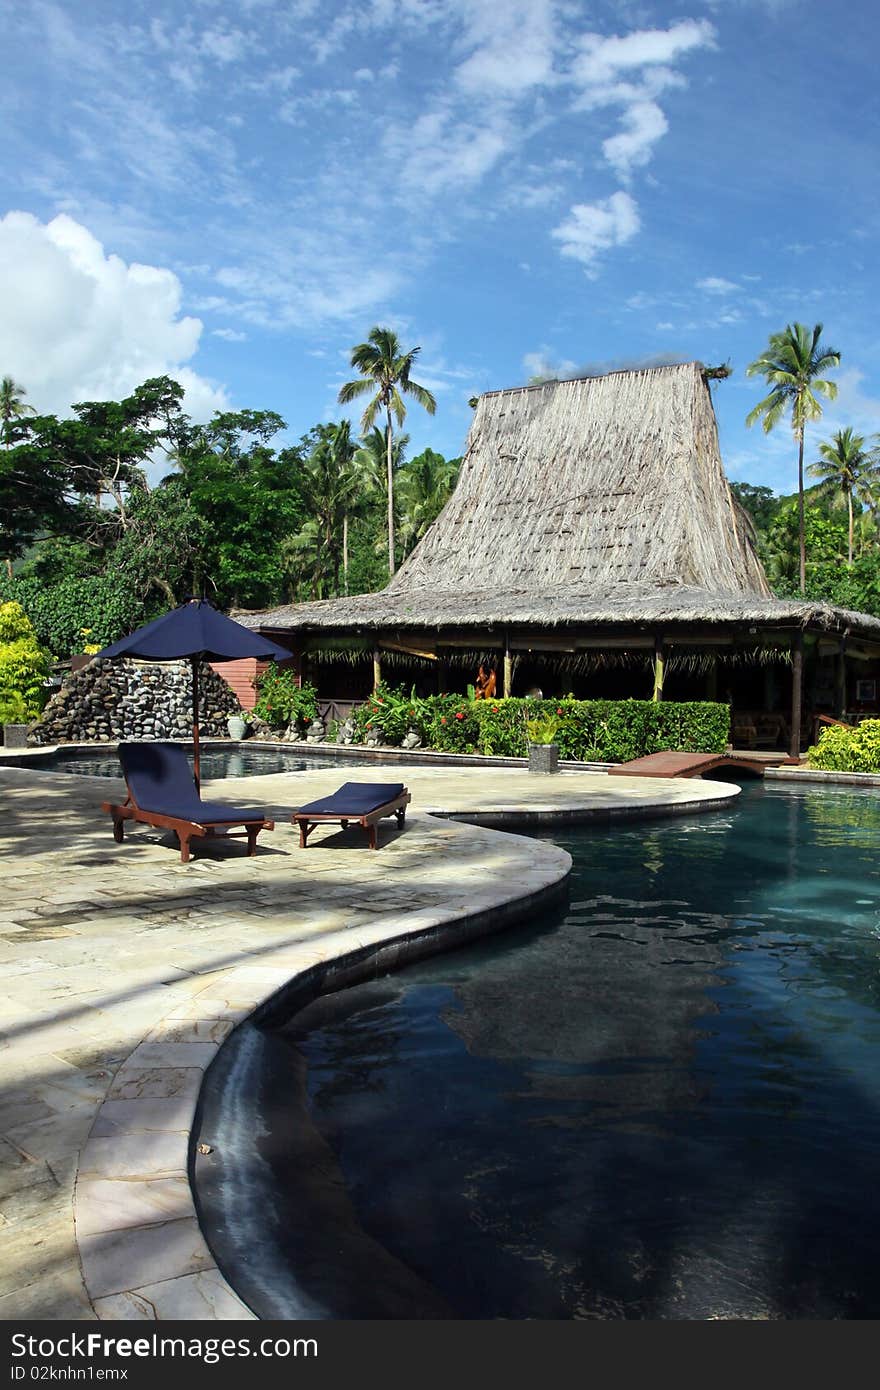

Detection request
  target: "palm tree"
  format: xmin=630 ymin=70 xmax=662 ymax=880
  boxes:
xmin=295 ymin=421 xmax=361 ymax=596
xmin=396 ymin=448 xmax=460 ymax=559
xmin=806 ymin=428 xmax=880 ymax=566
xmin=338 ymin=327 xmax=436 ymax=577
xmin=746 ymin=323 xmax=840 ymax=593
xmin=354 ymin=426 xmax=409 ymax=571
xmin=0 ymin=376 xmax=36 ymax=447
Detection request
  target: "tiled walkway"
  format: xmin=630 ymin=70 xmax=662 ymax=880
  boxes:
xmin=0 ymin=762 xmax=738 ymax=1319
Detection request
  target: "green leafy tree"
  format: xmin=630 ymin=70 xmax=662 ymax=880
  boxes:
xmin=806 ymin=427 xmax=880 ymax=566
xmin=396 ymin=448 xmax=460 ymax=559
xmin=746 ymin=322 xmax=840 ymax=594
xmin=729 ymin=482 xmax=779 ymax=533
xmin=174 ymin=409 xmax=304 ymax=607
xmin=338 ymin=327 xmax=436 ymax=578
xmin=0 ymin=376 xmax=36 ymax=447
xmin=0 ymin=600 xmax=49 ymax=720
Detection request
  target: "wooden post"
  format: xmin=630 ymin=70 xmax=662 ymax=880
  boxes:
xmin=289 ymin=646 xmax=303 ymax=689
xmin=652 ymin=636 xmax=665 ymax=702
xmin=789 ymin=632 xmax=804 ymax=759
xmin=835 ymin=638 xmax=847 ymax=720
xmin=503 ymin=633 xmax=513 ymax=698
xmin=372 ymin=647 xmax=381 ymax=694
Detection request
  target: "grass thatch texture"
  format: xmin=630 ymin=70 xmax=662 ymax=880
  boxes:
xmin=388 ymin=363 xmax=769 ymax=598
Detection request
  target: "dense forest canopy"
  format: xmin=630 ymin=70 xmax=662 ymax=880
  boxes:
xmin=0 ymin=373 xmax=461 ymax=656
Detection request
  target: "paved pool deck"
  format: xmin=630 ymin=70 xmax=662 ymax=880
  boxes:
xmin=0 ymin=761 xmax=739 ymax=1321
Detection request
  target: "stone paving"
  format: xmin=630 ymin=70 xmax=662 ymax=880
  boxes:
xmin=0 ymin=760 xmax=738 ymax=1320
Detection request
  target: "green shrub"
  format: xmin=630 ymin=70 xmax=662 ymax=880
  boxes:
xmin=253 ymin=667 xmax=318 ymax=730
xmin=0 ymin=602 xmax=50 ymax=720
xmin=807 ymin=719 xmax=880 ymax=773
xmin=0 ymin=690 xmax=29 ymax=724
xmin=351 ymin=683 xmax=431 ymax=744
xmin=0 ymin=575 xmax=147 ymax=657
xmin=347 ymin=689 xmax=729 ymax=761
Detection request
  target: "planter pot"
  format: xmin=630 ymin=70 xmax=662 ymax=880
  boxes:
xmin=227 ymin=715 xmax=247 ymax=740
xmin=3 ymin=723 xmax=30 ymax=749
xmin=528 ymin=741 xmax=559 ymax=774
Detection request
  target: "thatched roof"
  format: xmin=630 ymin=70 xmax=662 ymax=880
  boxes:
xmin=238 ymin=582 xmax=880 ymax=639
xmin=241 ymin=363 xmax=880 ymax=642
xmin=388 ymin=362 xmax=769 ymax=597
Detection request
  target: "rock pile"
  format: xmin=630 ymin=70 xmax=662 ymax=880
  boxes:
xmin=30 ymin=658 xmax=240 ymax=745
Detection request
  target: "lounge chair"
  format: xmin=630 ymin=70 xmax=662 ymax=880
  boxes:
xmin=291 ymin=781 xmax=410 ymax=850
xmin=101 ymin=741 xmax=275 ymax=863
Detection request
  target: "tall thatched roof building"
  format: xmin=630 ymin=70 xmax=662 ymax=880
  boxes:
xmin=243 ymin=363 xmax=880 ymax=753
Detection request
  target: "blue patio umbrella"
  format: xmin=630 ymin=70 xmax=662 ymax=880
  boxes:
xmin=96 ymin=598 xmax=291 ymax=789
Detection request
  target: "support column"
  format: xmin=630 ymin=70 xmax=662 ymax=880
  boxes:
xmin=288 ymin=646 xmax=303 ymax=689
xmin=372 ymin=647 xmax=381 ymax=694
xmin=835 ymin=638 xmax=847 ymax=720
xmin=789 ymin=632 xmax=804 ymax=759
xmin=705 ymin=655 xmax=718 ymax=702
xmin=503 ymin=633 xmax=513 ymax=698
xmin=652 ymin=635 xmax=666 ymax=702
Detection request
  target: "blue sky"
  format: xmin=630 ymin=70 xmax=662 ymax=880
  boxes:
xmin=1 ymin=0 xmax=877 ymax=493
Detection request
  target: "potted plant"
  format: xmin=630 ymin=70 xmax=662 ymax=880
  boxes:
xmin=226 ymin=708 xmax=250 ymax=740
xmin=1 ymin=691 xmax=31 ymax=748
xmin=526 ymin=714 xmax=560 ymax=773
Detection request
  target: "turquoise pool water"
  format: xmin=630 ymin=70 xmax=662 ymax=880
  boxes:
xmin=198 ymin=781 xmax=880 ymax=1319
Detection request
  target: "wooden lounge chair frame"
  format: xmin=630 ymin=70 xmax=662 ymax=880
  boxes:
xmin=293 ymin=787 xmax=410 ymax=850
xmin=101 ymin=742 xmax=274 ymax=863
xmin=102 ymin=794 xmax=275 ymax=863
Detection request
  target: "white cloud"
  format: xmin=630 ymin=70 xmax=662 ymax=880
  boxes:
xmin=212 ymin=327 xmax=248 ymax=342
xmin=697 ymin=276 xmax=740 ymax=294
xmin=453 ymin=0 xmax=557 ymax=98
xmin=570 ymin=20 xmax=715 ymax=179
xmin=573 ymin=20 xmax=716 ymax=84
xmin=385 ymin=105 xmax=512 ymax=196
xmin=0 ymin=211 xmax=227 ymax=419
xmin=551 ymin=192 xmax=640 ymax=272
xmin=602 ymin=100 xmax=668 ymax=180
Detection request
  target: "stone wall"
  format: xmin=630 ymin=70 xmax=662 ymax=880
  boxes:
xmin=31 ymin=658 xmax=240 ymax=745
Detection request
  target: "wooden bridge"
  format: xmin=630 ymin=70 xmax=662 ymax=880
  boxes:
xmin=612 ymin=750 xmax=799 ymax=779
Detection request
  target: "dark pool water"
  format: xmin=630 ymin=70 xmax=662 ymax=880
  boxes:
xmin=4 ymin=745 xmax=373 ymax=779
xmin=199 ymin=782 xmax=880 ymax=1320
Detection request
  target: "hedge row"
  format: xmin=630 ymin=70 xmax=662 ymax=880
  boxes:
xmin=352 ymin=687 xmax=730 ymax=762
xmin=807 ymin=719 xmax=880 ymax=773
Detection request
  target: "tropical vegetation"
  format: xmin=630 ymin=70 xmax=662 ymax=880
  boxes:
xmin=0 ymin=363 xmax=459 ymax=658
xmin=745 ymin=322 xmax=841 ymax=594
xmin=351 ymin=687 xmax=730 ymax=761
xmin=338 ymin=326 xmax=437 ymax=578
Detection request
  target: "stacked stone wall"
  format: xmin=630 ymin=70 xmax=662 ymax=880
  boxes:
xmin=30 ymin=659 xmax=240 ymax=745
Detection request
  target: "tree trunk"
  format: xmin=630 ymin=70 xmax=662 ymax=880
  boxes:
xmin=343 ymin=513 xmax=349 ymax=596
xmin=385 ymin=406 xmax=395 ymax=577
xmin=847 ymin=489 xmax=853 ymax=566
xmin=797 ymin=430 xmax=806 ymax=595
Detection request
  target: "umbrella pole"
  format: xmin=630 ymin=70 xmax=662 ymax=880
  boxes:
xmin=192 ymin=656 xmax=201 ymax=793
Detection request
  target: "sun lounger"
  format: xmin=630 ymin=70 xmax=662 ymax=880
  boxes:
xmin=291 ymin=781 xmax=410 ymax=850
xmin=101 ymin=741 xmax=274 ymax=862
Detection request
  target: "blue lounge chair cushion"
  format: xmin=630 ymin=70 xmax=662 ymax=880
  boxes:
xmin=295 ymin=782 xmax=406 ymax=816
xmin=119 ymin=741 xmax=266 ymax=823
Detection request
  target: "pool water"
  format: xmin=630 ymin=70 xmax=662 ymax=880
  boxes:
xmin=200 ymin=781 xmax=880 ymax=1320
xmin=6 ymin=744 xmax=370 ymax=779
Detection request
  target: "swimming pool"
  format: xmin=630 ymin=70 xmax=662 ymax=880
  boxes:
xmin=0 ymin=744 xmax=380 ymax=779
xmin=196 ymin=781 xmax=880 ymax=1319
